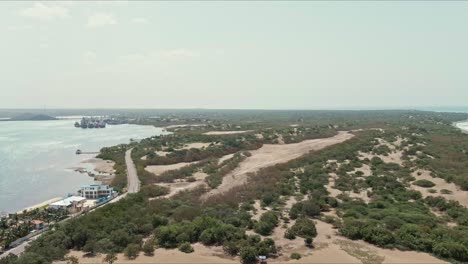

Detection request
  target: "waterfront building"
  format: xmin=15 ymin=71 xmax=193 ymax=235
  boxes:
xmin=49 ymin=196 xmax=86 ymax=213
xmin=78 ymin=184 xmax=115 ymax=199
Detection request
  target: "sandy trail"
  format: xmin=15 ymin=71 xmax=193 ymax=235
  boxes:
xmin=145 ymin=161 xmax=197 ymax=176
xmin=203 ymin=131 xmax=354 ymax=199
xmin=203 ymin=130 xmax=252 ymax=135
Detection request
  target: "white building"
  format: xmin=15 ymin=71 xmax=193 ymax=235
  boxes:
xmin=49 ymin=196 xmax=86 ymax=213
xmin=78 ymin=184 xmax=114 ymax=199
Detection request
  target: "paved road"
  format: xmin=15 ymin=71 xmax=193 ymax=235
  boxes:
xmin=125 ymin=148 xmax=140 ymax=193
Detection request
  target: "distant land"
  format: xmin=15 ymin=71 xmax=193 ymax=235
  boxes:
xmin=7 ymin=113 xmax=57 ymax=121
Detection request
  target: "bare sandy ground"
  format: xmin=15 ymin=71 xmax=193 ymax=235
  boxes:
xmin=218 ymin=153 xmax=235 ymax=165
xmin=156 ymin=172 xmax=208 ymax=198
xmin=145 ymin=161 xmax=198 ymax=176
xmin=57 ymin=243 xmax=236 ymax=264
xmin=203 ymin=130 xmax=252 ymax=135
xmin=411 ymin=169 xmax=468 ymax=207
xmin=203 ymin=131 xmax=354 ymax=199
xmin=165 ymin=124 xmax=207 ymax=129
xmin=81 ymin=158 xmax=116 ymax=174
xmin=182 ymin=142 xmax=213 ymax=149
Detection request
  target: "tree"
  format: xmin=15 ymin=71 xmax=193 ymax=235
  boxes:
xmin=124 ymin=243 xmax=140 ymax=259
xmin=305 ymin=237 xmax=313 ymax=248
xmin=178 ymin=242 xmax=194 ymax=253
xmin=142 ymin=240 xmax=155 ymax=256
xmin=103 ymin=253 xmax=117 ymax=264
xmin=83 ymin=240 xmax=98 ymax=256
xmin=240 ymin=246 xmax=257 ymax=264
xmin=65 ymin=256 xmax=79 ymax=264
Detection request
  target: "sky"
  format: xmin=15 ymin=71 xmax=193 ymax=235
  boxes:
xmin=1 ymin=1 xmax=468 ymax=110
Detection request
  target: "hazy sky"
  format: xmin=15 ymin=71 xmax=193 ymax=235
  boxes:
xmin=1 ymin=1 xmax=467 ymax=109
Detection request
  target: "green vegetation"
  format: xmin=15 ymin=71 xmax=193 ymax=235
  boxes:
xmin=413 ymin=179 xmax=436 ymax=188
xmin=4 ymin=110 xmax=468 ymax=264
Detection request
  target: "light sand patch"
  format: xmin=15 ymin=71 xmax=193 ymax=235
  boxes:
xmin=325 ymin=173 xmax=342 ymax=199
xmin=350 ymin=164 xmax=372 ymax=177
xmin=81 ymin=158 xmax=115 ymax=174
xmin=145 ymin=162 xmax=198 ymax=176
xmin=181 ymin=142 xmax=213 ymax=150
xmin=165 ymin=124 xmax=207 ymax=129
xmin=252 ymin=200 xmax=269 ymax=221
xmin=255 ymin=133 xmax=264 ymax=139
xmin=203 ymin=131 xmax=354 ymax=199
xmin=276 ymin=134 xmax=285 ymax=144
xmin=410 ymin=169 xmax=468 ymax=207
xmin=218 ymin=153 xmax=235 ymax=165
xmin=141 ymin=150 xmax=171 ymax=160
xmin=156 ymin=150 xmax=170 ymax=156
xmin=347 ymin=188 xmax=372 ymax=203
xmin=57 ymin=243 xmax=236 ymax=264
xmin=358 ymin=150 xmax=404 ymax=166
xmin=203 ymin=130 xmax=252 ymax=135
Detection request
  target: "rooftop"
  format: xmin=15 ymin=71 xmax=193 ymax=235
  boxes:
xmin=49 ymin=196 xmax=86 ymax=207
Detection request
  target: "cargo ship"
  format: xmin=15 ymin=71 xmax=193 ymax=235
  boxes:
xmin=75 ymin=117 xmax=107 ymax=129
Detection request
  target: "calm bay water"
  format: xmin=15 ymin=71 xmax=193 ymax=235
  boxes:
xmin=0 ymin=120 xmax=163 ymax=213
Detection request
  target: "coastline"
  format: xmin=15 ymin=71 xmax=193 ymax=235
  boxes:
xmin=16 ymin=197 xmax=62 ymax=214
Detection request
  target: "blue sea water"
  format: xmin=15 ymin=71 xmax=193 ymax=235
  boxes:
xmin=0 ymin=120 xmax=164 ymax=213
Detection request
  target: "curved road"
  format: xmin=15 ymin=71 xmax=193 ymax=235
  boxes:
xmin=125 ymin=148 xmax=140 ymax=193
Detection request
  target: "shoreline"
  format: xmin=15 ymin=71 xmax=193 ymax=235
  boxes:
xmin=15 ymin=197 xmax=63 ymax=214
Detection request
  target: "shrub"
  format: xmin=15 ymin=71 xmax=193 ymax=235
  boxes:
xmin=305 ymin=237 xmax=313 ymax=248
xmin=140 ymin=185 xmax=169 ymax=198
xmin=290 ymin=217 xmax=317 ymax=238
xmin=433 ymin=241 xmax=468 ymax=261
xmin=178 ymin=242 xmax=194 ymax=253
xmin=290 ymin=252 xmax=302 ymax=260
xmin=142 ymin=240 xmax=155 ymax=256
xmin=223 ymin=241 xmax=240 ymax=256
xmin=440 ymin=189 xmax=452 ymax=194
xmin=240 ymin=246 xmax=257 ymax=264
xmin=412 ymin=179 xmax=435 ymax=188
xmin=284 ymin=228 xmax=296 ymax=240
xmin=254 ymin=211 xmax=279 ymax=236
xmin=124 ymin=243 xmax=140 ymax=259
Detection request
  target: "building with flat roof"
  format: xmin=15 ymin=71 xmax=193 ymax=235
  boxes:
xmin=49 ymin=196 xmax=86 ymax=213
xmin=78 ymin=184 xmax=115 ymax=199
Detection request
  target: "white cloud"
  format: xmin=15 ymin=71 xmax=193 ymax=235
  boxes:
xmin=87 ymin=13 xmax=117 ymax=28
xmin=131 ymin=17 xmax=148 ymax=24
xmin=19 ymin=2 xmax=69 ymax=21
xmin=152 ymin=49 xmax=200 ymax=59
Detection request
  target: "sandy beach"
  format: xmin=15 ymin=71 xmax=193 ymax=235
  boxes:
xmin=16 ymin=197 xmax=62 ymax=214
